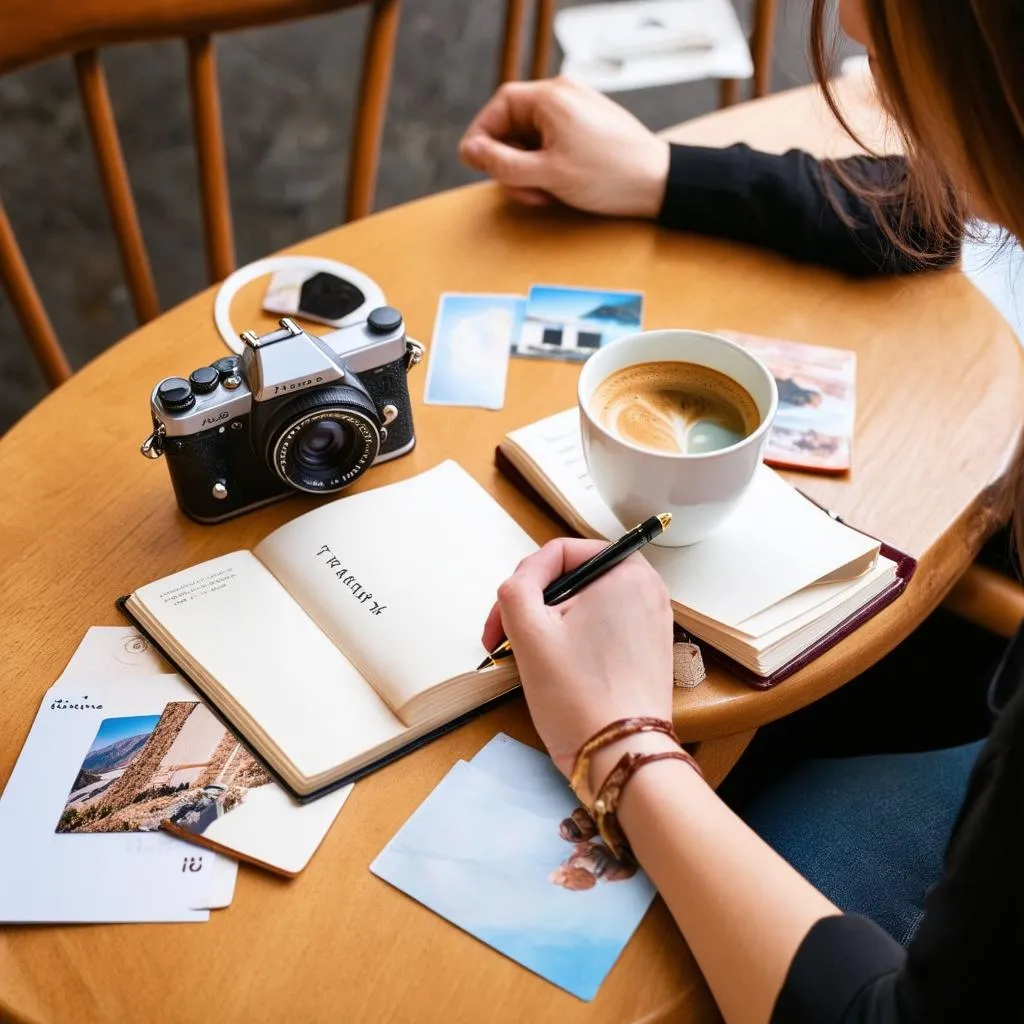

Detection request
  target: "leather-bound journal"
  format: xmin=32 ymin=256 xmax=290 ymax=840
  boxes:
xmin=119 ymin=461 xmax=538 ymax=801
xmin=496 ymin=409 xmax=916 ymax=689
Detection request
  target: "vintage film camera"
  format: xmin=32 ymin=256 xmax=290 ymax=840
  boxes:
xmin=141 ymin=307 xmax=423 ymax=523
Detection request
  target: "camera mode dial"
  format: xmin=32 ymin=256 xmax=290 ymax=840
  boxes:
xmin=212 ymin=356 xmax=240 ymax=380
xmin=189 ymin=366 xmax=220 ymax=395
xmin=157 ymin=377 xmax=195 ymax=413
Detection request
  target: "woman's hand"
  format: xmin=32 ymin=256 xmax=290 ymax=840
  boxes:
xmin=483 ymin=538 xmax=675 ymax=777
xmin=459 ymin=77 xmax=670 ymax=218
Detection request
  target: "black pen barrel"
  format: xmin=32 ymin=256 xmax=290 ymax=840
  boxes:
xmin=543 ymin=516 xmax=663 ymax=606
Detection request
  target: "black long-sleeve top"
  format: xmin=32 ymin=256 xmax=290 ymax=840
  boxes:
xmin=657 ymin=142 xmax=958 ymax=277
xmin=657 ymin=144 xmax=1021 ymax=1022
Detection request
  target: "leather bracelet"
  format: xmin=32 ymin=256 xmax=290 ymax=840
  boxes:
xmin=570 ymin=717 xmax=679 ymax=809
xmin=592 ymin=750 xmax=704 ymax=863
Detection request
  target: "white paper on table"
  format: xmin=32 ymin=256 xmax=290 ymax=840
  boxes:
xmin=57 ymin=625 xmax=175 ymax=681
xmin=555 ymin=0 xmax=753 ymax=93
xmin=0 ymin=676 xmax=228 ymax=923
xmin=56 ymin=625 xmax=353 ymax=879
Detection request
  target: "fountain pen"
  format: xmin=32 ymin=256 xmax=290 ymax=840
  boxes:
xmin=476 ymin=512 xmax=672 ymax=670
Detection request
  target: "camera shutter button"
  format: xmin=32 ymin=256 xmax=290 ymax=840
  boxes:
xmin=157 ymin=377 xmax=195 ymax=412
xmin=367 ymin=306 xmax=403 ymax=334
xmin=190 ymin=366 xmax=220 ymax=395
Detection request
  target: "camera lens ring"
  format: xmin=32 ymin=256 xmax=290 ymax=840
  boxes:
xmin=263 ymin=386 xmax=381 ymax=494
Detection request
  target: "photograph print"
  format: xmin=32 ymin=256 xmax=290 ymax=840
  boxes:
xmin=513 ymin=285 xmax=644 ymax=362
xmin=371 ymin=758 xmax=655 ymax=1001
xmin=57 ymin=701 xmax=271 ymax=836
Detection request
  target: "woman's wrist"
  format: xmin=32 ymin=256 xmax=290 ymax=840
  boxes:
xmin=631 ymin=137 xmax=672 ymax=219
xmin=587 ymin=729 xmax=682 ymax=800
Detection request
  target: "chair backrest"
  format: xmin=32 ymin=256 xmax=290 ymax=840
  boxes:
xmin=0 ymin=0 xmax=400 ymax=388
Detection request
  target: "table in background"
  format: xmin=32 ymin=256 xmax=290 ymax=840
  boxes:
xmin=1 ymin=81 xmax=1022 ymax=1024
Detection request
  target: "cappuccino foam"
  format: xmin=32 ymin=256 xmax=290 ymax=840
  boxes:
xmin=591 ymin=361 xmax=760 ymax=455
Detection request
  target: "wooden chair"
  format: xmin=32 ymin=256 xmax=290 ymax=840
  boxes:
xmin=0 ymin=0 xmax=401 ymax=390
xmin=499 ymin=0 xmax=778 ymax=104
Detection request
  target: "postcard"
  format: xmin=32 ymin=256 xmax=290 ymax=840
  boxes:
xmin=514 ymin=285 xmax=644 ymax=362
xmin=424 ymin=293 xmax=523 ymax=409
xmin=372 ymin=738 xmax=656 ymax=1001
xmin=56 ymin=696 xmax=351 ymax=877
xmin=0 ymin=675 xmax=233 ymax=923
xmin=719 ymin=330 xmax=857 ymax=473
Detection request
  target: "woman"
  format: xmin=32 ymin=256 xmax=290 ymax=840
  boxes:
xmin=464 ymin=3 xmax=1022 ymax=1022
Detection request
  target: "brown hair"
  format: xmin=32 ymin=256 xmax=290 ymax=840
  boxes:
xmin=810 ymin=1 xmax=1024 ymax=557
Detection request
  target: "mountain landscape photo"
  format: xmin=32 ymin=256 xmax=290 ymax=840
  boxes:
xmin=57 ymin=702 xmax=271 ymax=835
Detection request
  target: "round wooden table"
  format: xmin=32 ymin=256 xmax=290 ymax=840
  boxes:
xmin=2 ymin=82 xmax=1022 ymax=1024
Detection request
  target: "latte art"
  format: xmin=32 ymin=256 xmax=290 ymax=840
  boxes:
xmin=592 ymin=361 xmax=760 ymax=455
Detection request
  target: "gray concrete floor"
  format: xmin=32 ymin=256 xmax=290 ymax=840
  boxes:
xmin=0 ymin=0 xmax=856 ymax=433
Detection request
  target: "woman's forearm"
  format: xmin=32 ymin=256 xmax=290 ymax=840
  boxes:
xmin=592 ymin=736 xmax=838 ymax=1024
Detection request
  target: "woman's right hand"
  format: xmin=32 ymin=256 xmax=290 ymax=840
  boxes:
xmin=459 ymin=77 xmax=670 ymax=219
xmin=482 ymin=538 xmax=676 ymax=780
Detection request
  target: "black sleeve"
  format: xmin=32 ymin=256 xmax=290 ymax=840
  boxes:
xmin=772 ymin=915 xmax=904 ymax=1024
xmin=656 ymin=143 xmax=959 ymax=277
xmin=771 ymin=682 xmax=1024 ymax=1024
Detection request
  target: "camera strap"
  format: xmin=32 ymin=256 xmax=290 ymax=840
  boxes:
xmin=212 ymin=256 xmax=387 ymax=355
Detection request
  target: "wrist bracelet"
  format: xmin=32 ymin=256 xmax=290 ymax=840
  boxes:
xmin=592 ymin=749 xmax=704 ymax=863
xmin=570 ymin=717 xmax=679 ymax=809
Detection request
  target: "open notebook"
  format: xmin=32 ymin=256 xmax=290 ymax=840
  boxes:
xmin=497 ymin=409 xmax=915 ymax=687
xmin=120 ymin=462 xmax=538 ymax=800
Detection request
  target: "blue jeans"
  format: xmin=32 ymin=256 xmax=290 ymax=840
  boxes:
xmin=741 ymin=740 xmax=983 ymax=945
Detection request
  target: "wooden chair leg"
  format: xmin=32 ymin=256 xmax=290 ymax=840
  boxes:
xmin=74 ymin=50 xmax=160 ymax=322
xmin=719 ymin=78 xmax=741 ymax=108
xmin=529 ymin=0 xmax=557 ymax=79
xmin=499 ymin=0 xmax=529 ymax=84
xmin=943 ymin=564 xmax=1024 ymax=639
xmin=187 ymin=35 xmax=236 ymax=282
xmin=750 ymin=0 xmax=778 ymax=98
xmin=0 ymin=198 xmax=71 ymax=388
xmin=346 ymin=0 xmax=401 ymax=221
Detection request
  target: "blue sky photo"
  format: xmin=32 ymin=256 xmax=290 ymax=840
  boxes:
xmin=425 ymin=294 xmax=525 ymax=408
xmin=86 ymin=714 xmax=160 ymax=754
xmin=525 ymin=285 xmax=643 ymax=327
xmin=372 ymin=753 xmax=655 ymax=1001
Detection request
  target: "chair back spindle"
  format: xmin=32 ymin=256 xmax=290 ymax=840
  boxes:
xmin=73 ymin=48 xmax=161 ymax=324
xmin=0 ymin=0 xmax=401 ymax=390
xmin=186 ymin=34 xmax=236 ymax=282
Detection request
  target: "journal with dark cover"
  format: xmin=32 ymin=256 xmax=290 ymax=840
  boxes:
xmin=494 ymin=439 xmax=916 ymax=690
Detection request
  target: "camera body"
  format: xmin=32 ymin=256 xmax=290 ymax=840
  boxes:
xmin=142 ymin=308 xmax=422 ymax=523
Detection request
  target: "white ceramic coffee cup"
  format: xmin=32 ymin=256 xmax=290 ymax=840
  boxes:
xmin=577 ymin=329 xmax=778 ymax=546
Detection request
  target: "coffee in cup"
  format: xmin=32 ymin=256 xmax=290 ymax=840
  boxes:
xmin=577 ymin=330 xmax=779 ymax=547
xmin=590 ymin=360 xmax=761 ymax=456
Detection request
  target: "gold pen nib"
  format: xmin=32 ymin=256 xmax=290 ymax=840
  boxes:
xmin=477 ymin=639 xmax=513 ymax=671
xmin=656 ymin=512 xmax=673 ymax=531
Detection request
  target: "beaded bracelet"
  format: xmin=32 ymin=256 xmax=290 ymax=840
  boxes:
xmin=569 ymin=717 xmax=679 ymax=809
xmin=592 ymin=749 xmax=704 ymax=863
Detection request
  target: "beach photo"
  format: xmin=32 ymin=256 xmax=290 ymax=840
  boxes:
xmin=57 ymin=702 xmax=271 ymax=835
xmin=513 ymin=285 xmax=644 ymax=362
xmin=720 ymin=330 xmax=857 ymax=472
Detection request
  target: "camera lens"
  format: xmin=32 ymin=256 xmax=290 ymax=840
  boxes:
xmin=262 ymin=385 xmax=381 ymax=494
xmin=296 ymin=420 xmax=349 ymax=469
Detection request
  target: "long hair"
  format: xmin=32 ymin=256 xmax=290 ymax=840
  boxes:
xmin=810 ymin=1 xmax=1024 ymax=556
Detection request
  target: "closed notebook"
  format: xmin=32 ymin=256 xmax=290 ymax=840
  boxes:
xmin=496 ymin=409 xmax=915 ymax=686
xmin=120 ymin=461 xmax=538 ymax=800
